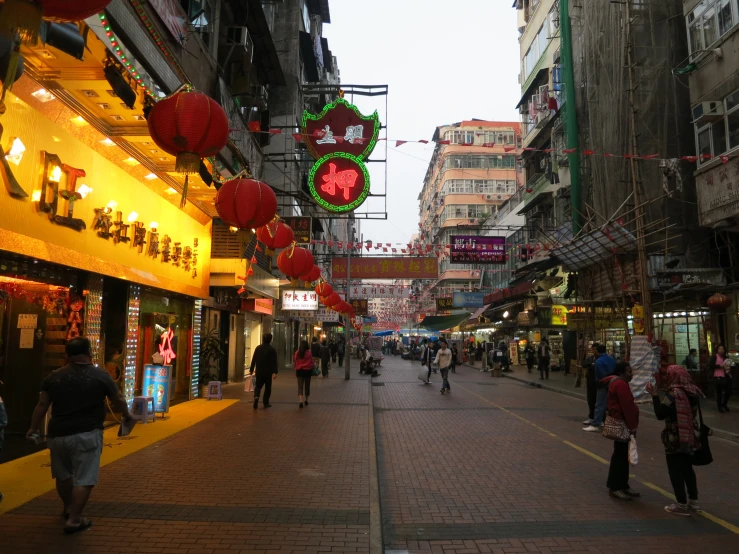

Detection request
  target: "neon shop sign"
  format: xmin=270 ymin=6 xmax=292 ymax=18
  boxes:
xmin=301 ymin=97 xmax=380 ymax=213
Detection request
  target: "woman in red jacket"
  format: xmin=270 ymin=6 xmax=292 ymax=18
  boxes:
xmin=293 ymin=340 xmax=315 ymax=408
xmin=603 ymin=362 xmax=640 ymax=501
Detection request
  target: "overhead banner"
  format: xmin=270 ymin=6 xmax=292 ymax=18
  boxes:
xmin=346 ymin=285 xmax=408 ymax=299
xmin=450 ymin=236 xmax=506 ymax=264
xmin=452 ymin=291 xmax=485 ymax=309
xmin=348 ymin=299 xmax=369 ymax=315
xmin=282 ymin=217 xmax=312 ymax=244
xmin=331 ymin=257 xmax=438 ymax=279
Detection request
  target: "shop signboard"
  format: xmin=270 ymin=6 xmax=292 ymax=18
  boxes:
xmin=652 ymin=270 xmax=726 ymax=290
xmin=436 ymin=297 xmax=454 ymax=311
xmin=348 ymin=285 xmax=407 ymax=299
xmin=332 ymin=257 xmax=438 ymax=279
xmin=551 ymin=305 xmax=568 ymax=326
xmin=241 ymin=298 xmax=274 ymax=315
xmin=318 ymin=308 xmax=339 ymax=322
xmin=281 ymin=290 xmax=319 ymax=311
xmin=142 ymin=364 xmax=172 ymax=414
xmin=450 ymin=236 xmax=506 ymax=264
xmin=302 ymin=98 xmax=381 ymax=213
xmin=0 ymin=92 xmax=211 ymax=299
xmin=452 ymin=291 xmax=485 ymax=309
xmin=508 ymin=341 xmax=519 ymax=365
xmin=695 ymin=157 xmax=739 ymax=227
xmin=349 ymin=299 xmax=369 ymax=315
xmin=282 ymin=217 xmax=312 ymax=244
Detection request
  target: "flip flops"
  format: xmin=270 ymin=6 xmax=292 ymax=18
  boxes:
xmin=64 ymin=517 xmax=92 ymax=534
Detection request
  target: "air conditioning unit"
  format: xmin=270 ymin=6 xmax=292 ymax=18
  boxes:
xmin=485 ymin=194 xmax=494 ymax=200
xmin=693 ymin=101 xmax=724 ymax=123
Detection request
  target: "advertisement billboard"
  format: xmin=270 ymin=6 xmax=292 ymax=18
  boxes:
xmin=142 ymin=365 xmax=172 ymax=414
xmin=332 ymin=257 xmax=438 ymax=279
xmin=450 ymin=235 xmax=506 ymax=264
xmin=452 ymin=291 xmax=485 ymax=309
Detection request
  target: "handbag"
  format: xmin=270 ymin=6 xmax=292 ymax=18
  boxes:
xmin=691 ymin=403 xmax=713 ymax=466
xmin=311 ymin=363 xmax=321 ymax=377
xmin=628 ymin=436 xmax=638 ymax=466
xmin=602 ymin=415 xmax=631 ymax=442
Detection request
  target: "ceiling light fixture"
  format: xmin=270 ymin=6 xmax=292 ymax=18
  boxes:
xmin=127 ymin=211 xmax=138 ymax=222
xmin=31 ymin=88 xmax=56 ymax=103
xmin=70 ymin=116 xmax=88 ymax=127
xmin=77 ymin=184 xmax=93 ymax=198
xmin=123 ymin=157 xmax=140 ymax=166
xmin=5 ymin=138 xmax=26 ymax=165
xmin=144 ymin=173 xmax=158 ymax=180
xmin=100 ymin=138 xmax=115 ymax=146
xmin=165 ymin=187 xmax=178 ymax=195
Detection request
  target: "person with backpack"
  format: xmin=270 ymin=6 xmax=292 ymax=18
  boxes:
xmin=646 ymin=365 xmax=705 ymax=516
xmin=603 ymin=362 xmax=640 ymax=501
xmin=538 ymin=339 xmax=551 ymax=380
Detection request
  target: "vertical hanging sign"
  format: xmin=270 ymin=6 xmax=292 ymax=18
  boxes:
xmin=301 ymin=97 xmax=381 ymax=213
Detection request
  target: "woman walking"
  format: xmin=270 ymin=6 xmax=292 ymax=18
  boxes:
xmin=603 ymin=362 xmax=640 ymax=501
xmin=709 ymin=345 xmax=732 ymax=413
xmin=293 ymin=340 xmax=314 ymax=408
xmin=646 ymin=365 xmax=705 ymax=516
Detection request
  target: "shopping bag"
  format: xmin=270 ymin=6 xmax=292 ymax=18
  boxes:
xmin=692 ymin=403 xmax=713 ymax=466
xmin=418 ymin=365 xmax=429 ymax=383
xmin=628 ymin=436 xmax=638 ymax=466
xmin=244 ymin=374 xmax=256 ymax=392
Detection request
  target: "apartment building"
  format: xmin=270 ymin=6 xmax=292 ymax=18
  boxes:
xmin=417 ymin=121 xmax=522 ymax=304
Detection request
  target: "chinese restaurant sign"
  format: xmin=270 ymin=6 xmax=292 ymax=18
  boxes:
xmin=282 ymin=290 xmax=319 ymax=311
xmin=695 ymin=157 xmax=739 ymax=226
xmin=282 ymin=216 xmax=312 ymax=244
xmin=302 ymin=98 xmax=380 ymax=213
xmin=450 ymin=236 xmax=506 ymax=264
xmin=0 ymin=92 xmax=211 ymax=298
xmin=331 ymin=257 xmax=438 ymax=279
xmin=241 ymin=298 xmax=274 ymax=315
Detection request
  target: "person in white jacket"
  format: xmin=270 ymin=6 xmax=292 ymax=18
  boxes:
xmin=434 ymin=339 xmax=453 ymax=394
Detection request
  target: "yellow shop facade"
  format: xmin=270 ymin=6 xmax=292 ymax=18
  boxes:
xmin=0 ymin=87 xmax=212 ymax=447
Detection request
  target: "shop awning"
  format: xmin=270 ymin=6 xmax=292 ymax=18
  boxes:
xmin=483 ymin=281 xmax=534 ymax=305
xmin=373 ymin=330 xmax=394 ymax=336
xmin=469 ymin=304 xmax=491 ymax=321
xmin=550 ymin=221 xmax=636 ymax=271
xmin=420 ymin=312 xmax=472 ymax=331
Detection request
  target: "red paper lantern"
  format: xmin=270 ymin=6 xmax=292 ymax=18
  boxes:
xmin=707 ymin=293 xmax=732 ymax=311
xmin=315 ymin=283 xmax=333 ymax=297
xmin=215 ymin=178 xmax=277 ymax=230
xmin=300 ymin=265 xmax=321 ymax=283
xmin=148 ymin=90 xmax=229 ymax=174
xmin=0 ymin=0 xmax=112 ymax=43
xmin=323 ymin=293 xmax=341 ymax=307
xmin=277 ymin=246 xmax=313 ymax=279
xmin=256 ymin=221 xmax=294 ymax=250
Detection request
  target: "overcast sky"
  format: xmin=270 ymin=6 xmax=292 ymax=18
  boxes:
xmin=322 ymin=0 xmax=521 ymax=246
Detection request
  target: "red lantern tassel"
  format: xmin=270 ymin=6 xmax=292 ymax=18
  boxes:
xmin=180 ymin=175 xmax=188 ymax=209
xmin=175 ymin=151 xmax=202 ymax=174
xmin=0 ymin=0 xmax=43 ymax=44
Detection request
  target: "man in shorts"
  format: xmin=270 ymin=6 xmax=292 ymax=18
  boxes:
xmin=26 ymin=337 xmax=133 ymax=534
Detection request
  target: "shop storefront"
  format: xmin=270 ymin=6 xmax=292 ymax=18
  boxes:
xmin=0 ymin=88 xmax=211 ymax=448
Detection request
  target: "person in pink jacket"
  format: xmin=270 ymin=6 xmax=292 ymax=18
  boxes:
xmin=293 ymin=340 xmax=315 ymax=409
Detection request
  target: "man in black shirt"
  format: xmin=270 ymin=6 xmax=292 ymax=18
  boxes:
xmin=26 ymin=337 xmax=132 ymax=534
xmin=250 ymin=333 xmax=278 ymax=409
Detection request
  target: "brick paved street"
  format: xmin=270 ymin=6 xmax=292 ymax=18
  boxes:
xmin=2 ymin=356 xmax=739 ymax=553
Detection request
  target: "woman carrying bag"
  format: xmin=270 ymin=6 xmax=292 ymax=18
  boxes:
xmin=646 ymin=365 xmax=707 ymax=516
xmin=602 ymin=362 xmax=640 ymax=501
xmin=709 ymin=345 xmax=732 ymax=413
xmin=294 ymin=340 xmax=315 ymax=409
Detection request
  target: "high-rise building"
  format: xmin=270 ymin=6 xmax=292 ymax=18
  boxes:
xmin=417 ymin=121 xmax=523 ymax=308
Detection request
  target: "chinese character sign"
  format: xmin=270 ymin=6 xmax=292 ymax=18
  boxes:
xmin=436 ymin=297 xmax=454 ymax=311
xmin=349 ymin=299 xmax=369 ymax=315
xmin=450 ymin=236 xmax=506 ymax=264
xmin=348 ymin=285 xmax=408 ymax=299
xmin=331 ymin=257 xmax=438 ymax=279
xmin=301 ymin=98 xmax=381 ymax=214
xmin=282 ymin=216 xmax=312 ymax=244
xmin=309 ymin=154 xmax=369 ymax=212
xmin=281 ymin=290 xmax=319 ymax=311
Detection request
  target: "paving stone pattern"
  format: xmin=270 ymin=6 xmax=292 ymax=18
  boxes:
xmin=2 ymin=356 xmax=739 ymax=553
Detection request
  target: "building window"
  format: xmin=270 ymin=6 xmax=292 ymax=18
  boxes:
xmin=686 ymin=0 xmax=738 ymax=54
xmin=694 ymin=88 xmax=739 ymax=165
xmin=181 ymin=0 xmax=214 ymax=47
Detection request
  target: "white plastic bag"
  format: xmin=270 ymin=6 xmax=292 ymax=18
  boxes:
xmin=245 ymin=374 xmax=256 ymax=392
xmin=628 ymin=436 xmax=638 ymax=466
xmin=418 ymin=365 xmax=429 ymax=383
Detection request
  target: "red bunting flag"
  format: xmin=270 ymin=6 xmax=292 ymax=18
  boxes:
xmin=437 ymin=140 xmax=451 ymax=145
xmin=482 ymin=142 xmax=496 ymax=148
xmin=460 ymin=141 xmax=474 ymax=147
xmin=395 ymin=140 xmax=407 ymax=147
xmin=292 ymin=133 xmax=303 ymax=142
xmin=504 ymin=146 xmax=516 ymax=152
xmin=328 ymin=241 xmax=334 ymax=247
xmin=419 ymin=140 xmax=429 ymax=144
xmin=641 ymin=154 xmax=660 ymax=159
xmin=250 ymin=256 xmax=257 ymax=264
xmin=584 ymin=149 xmax=594 ymax=155
xmin=543 ymin=148 xmax=553 ymax=153
xmin=383 ymin=248 xmax=388 ymax=252
xmin=248 ymin=121 xmax=261 ymax=133
xmin=563 ymin=148 xmax=577 ymax=154
xmin=269 ymin=129 xmax=282 ymax=135
xmin=721 ymin=155 xmax=730 ymax=164
xmin=681 ymin=156 xmax=698 ymax=162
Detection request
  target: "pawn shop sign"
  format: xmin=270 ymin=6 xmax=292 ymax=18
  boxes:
xmin=302 ymin=97 xmax=381 ymax=213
